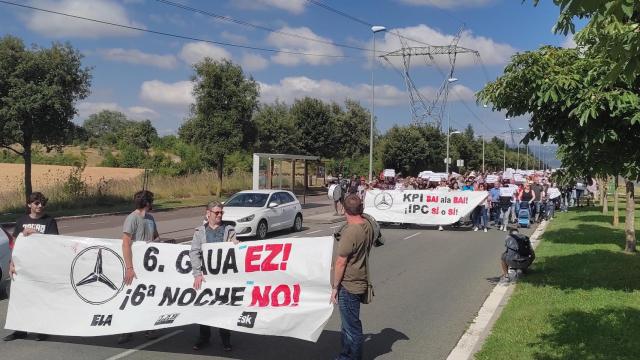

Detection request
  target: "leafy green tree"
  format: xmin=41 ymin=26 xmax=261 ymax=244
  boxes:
xmin=118 ymin=119 xmax=158 ymax=153
xmin=380 ymin=125 xmax=430 ymax=176
xmin=252 ymin=102 xmax=300 ymax=153
xmin=334 ymin=100 xmax=372 ymax=159
xmin=290 ymin=97 xmax=337 ymax=158
xmin=0 ymin=35 xmax=91 ymax=199
xmin=179 ymin=59 xmax=258 ymax=197
xmin=477 ymin=45 xmax=640 ymax=252
xmin=82 ymin=110 xmax=133 ymax=144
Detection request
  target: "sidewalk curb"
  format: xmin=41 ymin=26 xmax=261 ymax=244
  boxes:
xmin=446 ymin=220 xmax=549 ymax=360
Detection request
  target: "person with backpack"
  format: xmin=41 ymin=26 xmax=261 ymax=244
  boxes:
xmin=499 ymin=228 xmax=535 ymax=284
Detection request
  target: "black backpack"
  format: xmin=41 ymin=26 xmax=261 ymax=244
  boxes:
xmin=510 ymin=233 xmax=534 ymax=258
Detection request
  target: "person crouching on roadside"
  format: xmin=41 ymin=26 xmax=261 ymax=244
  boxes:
xmin=189 ymin=201 xmax=238 ymax=352
xmin=4 ymin=192 xmax=58 ymax=342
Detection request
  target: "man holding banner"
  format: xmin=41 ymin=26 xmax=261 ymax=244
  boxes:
xmin=118 ymin=190 xmax=160 ymax=344
xmin=332 ymin=195 xmax=374 ymax=360
xmin=190 ymin=201 xmax=238 ymax=352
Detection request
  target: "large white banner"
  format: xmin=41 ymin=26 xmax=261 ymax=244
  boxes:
xmin=364 ymin=189 xmax=488 ymax=225
xmin=5 ymin=234 xmax=333 ymax=342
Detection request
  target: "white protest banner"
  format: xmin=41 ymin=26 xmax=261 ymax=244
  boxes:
xmin=485 ymin=175 xmax=499 ymax=184
xmin=383 ymin=169 xmax=396 ymax=178
xmin=5 ymin=234 xmax=333 ymax=342
xmin=364 ymin=189 xmax=488 ymax=225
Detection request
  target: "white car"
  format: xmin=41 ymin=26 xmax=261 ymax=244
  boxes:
xmin=0 ymin=227 xmax=11 ymax=296
xmin=223 ymin=190 xmax=303 ymax=239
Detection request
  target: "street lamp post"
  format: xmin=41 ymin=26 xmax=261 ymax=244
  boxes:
xmin=482 ymin=135 xmax=485 ymax=173
xmin=369 ymin=25 xmax=386 ymax=183
xmin=446 ymin=129 xmax=461 ymax=174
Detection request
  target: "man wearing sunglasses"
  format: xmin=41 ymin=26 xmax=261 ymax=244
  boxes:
xmin=4 ymin=192 xmax=58 ymax=342
xmin=189 ymin=201 xmax=238 ymax=352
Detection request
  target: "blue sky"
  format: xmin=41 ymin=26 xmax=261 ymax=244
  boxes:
xmin=0 ymin=0 xmax=575 ymax=165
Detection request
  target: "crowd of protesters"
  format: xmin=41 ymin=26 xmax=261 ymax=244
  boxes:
xmin=329 ymin=169 xmax=595 ymax=232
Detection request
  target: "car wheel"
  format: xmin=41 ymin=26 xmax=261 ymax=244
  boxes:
xmin=256 ymin=220 xmax=268 ymax=240
xmin=292 ymin=214 xmax=303 ymax=232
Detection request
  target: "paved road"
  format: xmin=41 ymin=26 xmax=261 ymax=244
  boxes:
xmin=0 ymin=201 xmax=534 ymax=359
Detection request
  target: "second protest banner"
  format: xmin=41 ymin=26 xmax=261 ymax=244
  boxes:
xmin=364 ymin=189 xmax=488 ymax=225
xmin=5 ymin=234 xmax=333 ymax=342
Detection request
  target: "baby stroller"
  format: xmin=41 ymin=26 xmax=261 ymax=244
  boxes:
xmin=518 ymin=202 xmax=531 ymax=228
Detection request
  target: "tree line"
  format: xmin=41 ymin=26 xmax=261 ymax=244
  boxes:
xmin=0 ymin=34 xmax=537 ymax=200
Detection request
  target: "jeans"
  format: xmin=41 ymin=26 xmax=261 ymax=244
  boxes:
xmin=491 ymin=202 xmax=500 ymax=224
xmin=337 ymin=287 xmax=363 ymax=360
xmin=532 ymin=201 xmax=542 ymax=221
xmin=500 ymin=206 xmax=511 ymax=227
xmin=473 ymin=206 xmax=489 ymax=229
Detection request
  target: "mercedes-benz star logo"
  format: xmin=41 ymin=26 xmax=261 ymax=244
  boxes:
xmin=70 ymin=246 xmax=125 ymax=305
xmin=374 ymin=192 xmax=394 ymax=210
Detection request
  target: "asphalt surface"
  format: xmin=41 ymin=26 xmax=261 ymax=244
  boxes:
xmin=0 ymin=198 xmax=535 ymax=360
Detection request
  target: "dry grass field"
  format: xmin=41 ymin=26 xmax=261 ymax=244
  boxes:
xmin=0 ymin=163 xmax=144 ymax=195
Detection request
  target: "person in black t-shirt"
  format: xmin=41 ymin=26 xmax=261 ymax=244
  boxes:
xmin=4 ymin=192 xmax=58 ymax=342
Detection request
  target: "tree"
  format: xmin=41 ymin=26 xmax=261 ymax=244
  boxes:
xmin=178 ymin=58 xmax=258 ymax=197
xmin=0 ymin=36 xmax=91 ymax=199
xmin=119 ymin=119 xmax=158 ymax=154
xmin=82 ymin=110 xmax=132 ymax=143
xmin=380 ymin=125 xmax=430 ymax=176
xmin=252 ymin=102 xmax=300 ymax=154
xmin=477 ymin=45 xmax=640 ymax=252
xmin=290 ymin=97 xmax=337 ymax=158
xmin=532 ymin=0 xmax=640 ymax=85
xmin=334 ymin=100 xmax=372 ymax=159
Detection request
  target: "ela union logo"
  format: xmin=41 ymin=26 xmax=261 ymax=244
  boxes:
xmin=70 ymin=246 xmax=125 ymax=305
xmin=374 ymin=192 xmax=393 ymax=210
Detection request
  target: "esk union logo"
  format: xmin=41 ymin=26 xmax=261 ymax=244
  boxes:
xmin=70 ymin=246 xmax=125 ymax=305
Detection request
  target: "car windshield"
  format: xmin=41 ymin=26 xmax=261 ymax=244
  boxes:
xmin=225 ymin=193 xmax=269 ymax=207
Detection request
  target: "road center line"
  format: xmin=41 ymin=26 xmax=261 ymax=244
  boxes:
xmin=104 ymin=330 xmax=183 ymax=360
xmin=403 ymin=232 xmax=421 ymax=240
xmin=305 ymin=230 xmax=323 ymax=235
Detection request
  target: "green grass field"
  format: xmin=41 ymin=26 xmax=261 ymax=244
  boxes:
xmin=475 ymin=205 xmax=640 ymax=360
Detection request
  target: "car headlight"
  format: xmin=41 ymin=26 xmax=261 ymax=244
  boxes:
xmin=237 ymin=214 xmax=255 ymax=223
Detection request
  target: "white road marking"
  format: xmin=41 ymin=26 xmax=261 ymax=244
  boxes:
xmin=104 ymin=330 xmax=183 ymax=360
xmin=305 ymin=230 xmax=323 ymax=235
xmin=88 ymin=221 xmax=108 ymax=225
xmin=329 ymin=225 xmax=341 ymax=229
xmin=403 ymin=232 xmax=421 ymax=240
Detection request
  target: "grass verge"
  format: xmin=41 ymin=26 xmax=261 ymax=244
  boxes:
xmin=475 ymin=205 xmax=640 ymax=360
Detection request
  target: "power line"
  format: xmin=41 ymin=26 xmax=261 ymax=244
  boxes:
xmin=0 ymin=0 xmax=352 ymax=59
xmin=304 ymin=0 xmax=435 ymax=48
xmin=154 ymin=0 xmax=373 ymax=53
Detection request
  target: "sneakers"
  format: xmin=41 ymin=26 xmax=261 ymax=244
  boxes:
xmin=473 ymin=226 xmax=478 ymax=231
xmin=35 ymin=334 xmax=48 ymax=341
xmin=117 ymin=333 xmax=133 ymax=344
xmin=483 ymin=228 xmax=488 ymax=233
xmin=222 ymin=342 xmax=233 ymax=352
xmin=502 ymin=226 xmax=507 ymax=232
xmin=3 ymin=331 xmax=27 ymax=341
xmin=192 ymin=338 xmax=210 ymax=351
xmin=498 ymin=275 xmax=511 ymax=285
xmin=438 ymin=226 xmax=444 ymax=231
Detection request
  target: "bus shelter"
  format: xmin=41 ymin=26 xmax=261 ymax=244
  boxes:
xmin=252 ymin=153 xmax=323 ymax=204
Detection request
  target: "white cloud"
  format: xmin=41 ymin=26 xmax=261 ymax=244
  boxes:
xmin=25 ymin=0 xmax=144 ymax=38
xmin=98 ymin=48 xmax=178 ymax=69
xmin=398 ymin=0 xmax=494 ymax=9
xmin=258 ymin=76 xmax=475 ymax=107
xmin=241 ymin=53 xmax=269 ymax=71
xmin=76 ymin=102 xmax=159 ymax=120
xmin=220 ymin=31 xmax=249 ymax=44
xmin=374 ymin=24 xmax=517 ymax=68
xmin=561 ymin=36 xmax=577 ymax=49
xmin=234 ymin=0 xmax=306 ymax=14
xmin=140 ymin=80 xmax=194 ymax=106
xmin=178 ymin=42 xmax=232 ymax=65
xmin=266 ymin=26 xmax=343 ymax=66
